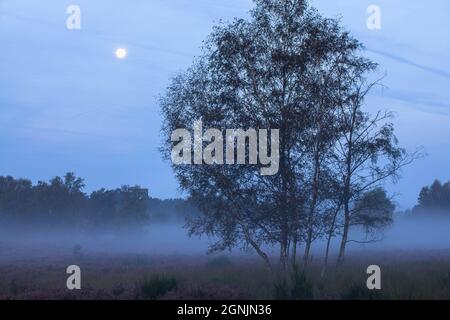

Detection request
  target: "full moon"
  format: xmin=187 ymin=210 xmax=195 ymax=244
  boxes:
xmin=115 ymin=48 xmax=127 ymax=59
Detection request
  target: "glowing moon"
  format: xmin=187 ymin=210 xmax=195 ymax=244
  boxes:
xmin=115 ymin=48 xmax=127 ymax=59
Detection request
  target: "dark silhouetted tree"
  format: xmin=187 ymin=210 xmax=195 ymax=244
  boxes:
xmin=412 ymin=180 xmax=450 ymax=215
xmin=160 ymin=0 xmax=412 ymax=270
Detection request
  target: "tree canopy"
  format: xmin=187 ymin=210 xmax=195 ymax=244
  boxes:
xmin=412 ymin=180 xmax=450 ymax=216
xmin=0 ymin=173 xmax=150 ymax=232
xmin=160 ymin=0 xmax=414 ymax=269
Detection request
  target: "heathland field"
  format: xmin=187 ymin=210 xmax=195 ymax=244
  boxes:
xmin=1 ymin=243 xmax=450 ymax=300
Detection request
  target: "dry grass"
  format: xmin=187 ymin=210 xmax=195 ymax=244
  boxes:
xmin=1 ymin=245 xmax=450 ymax=300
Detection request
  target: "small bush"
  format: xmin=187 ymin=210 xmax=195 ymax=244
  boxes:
xmin=8 ymin=279 xmax=19 ymax=296
xmin=273 ymin=280 xmax=290 ymax=300
xmin=205 ymin=255 xmax=233 ymax=268
xmin=72 ymin=244 xmax=82 ymax=256
xmin=133 ymin=254 xmax=147 ymax=266
xmin=342 ymin=283 xmax=385 ymax=300
xmin=290 ymin=267 xmax=313 ymax=300
xmin=112 ymin=283 xmax=126 ymax=297
xmin=140 ymin=275 xmax=178 ymax=300
xmin=273 ymin=266 xmax=313 ymax=300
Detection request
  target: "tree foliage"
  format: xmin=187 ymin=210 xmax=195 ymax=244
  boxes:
xmin=0 ymin=173 xmax=150 ymax=231
xmin=412 ymin=180 xmax=450 ymax=215
xmin=160 ymin=0 xmax=414 ymax=269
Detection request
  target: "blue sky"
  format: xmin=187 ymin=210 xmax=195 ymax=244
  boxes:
xmin=0 ymin=0 xmax=449 ymax=209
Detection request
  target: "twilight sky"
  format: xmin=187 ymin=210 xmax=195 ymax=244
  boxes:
xmin=0 ymin=0 xmax=449 ymax=209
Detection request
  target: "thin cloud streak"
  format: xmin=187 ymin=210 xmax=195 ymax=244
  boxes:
xmin=367 ymin=47 xmax=450 ymax=81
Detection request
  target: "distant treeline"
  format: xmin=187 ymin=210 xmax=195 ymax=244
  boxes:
xmin=1 ymin=172 xmax=448 ymax=232
xmin=409 ymin=180 xmax=450 ymax=216
xmin=0 ymin=173 xmax=199 ymax=231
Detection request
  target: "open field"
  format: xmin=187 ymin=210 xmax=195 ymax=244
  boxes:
xmin=2 ymin=243 xmax=450 ymax=300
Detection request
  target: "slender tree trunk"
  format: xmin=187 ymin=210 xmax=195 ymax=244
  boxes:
xmin=321 ymin=203 xmax=342 ymax=278
xmin=304 ymin=148 xmax=320 ymax=266
xmin=337 ymin=201 xmax=350 ymax=267
xmin=280 ymin=243 xmax=289 ymax=271
xmin=321 ymin=235 xmax=332 ymax=279
xmin=321 ymin=226 xmax=333 ymax=278
xmin=292 ymin=236 xmax=298 ymax=267
xmin=278 ymin=127 xmax=290 ymax=273
xmin=242 ymin=227 xmax=273 ymax=271
xmin=337 ymin=113 xmax=354 ymax=267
